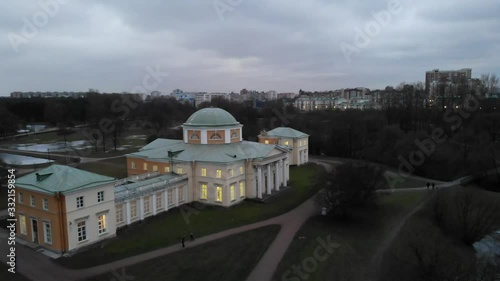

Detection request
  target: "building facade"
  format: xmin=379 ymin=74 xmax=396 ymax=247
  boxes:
xmin=126 ymin=108 xmax=296 ymax=205
xmin=258 ymin=127 xmax=309 ymax=166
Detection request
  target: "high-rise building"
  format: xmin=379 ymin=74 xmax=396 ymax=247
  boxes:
xmin=425 ymin=68 xmax=472 ymax=98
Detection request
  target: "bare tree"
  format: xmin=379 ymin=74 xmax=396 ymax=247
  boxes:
xmin=480 ymin=73 xmax=499 ymax=97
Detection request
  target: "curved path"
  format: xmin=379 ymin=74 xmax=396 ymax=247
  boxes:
xmin=0 ymin=158 xmax=470 ymax=281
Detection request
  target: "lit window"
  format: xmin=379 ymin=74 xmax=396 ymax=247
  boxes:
xmin=156 ymin=193 xmax=162 ymax=209
xmin=97 ymin=191 xmax=104 ymax=203
xmin=177 ymin=168 xmax=183 ymax=174
xmin=265 ymin=140 xmax=269 ymax=144
xmin=19 ymin=214 xmax=27 ymax=235
xmin=130 ymin=200 xmax=137 ymax=218
xmin=144 ymin=197 xmax=150 ymax=214
xmin=284 ymin=141 xmax=289 ymax=146
xmin=201 ymin=184 xmax=207 ymax=200
xmin=18 ymin=192 xmax=24 ymax=203
xmin=76 ymin=196 xmax=84 ymax=208
xmin=164 ymin=166 xmax=170 ymax=173
xmin=98 ymin=215 xmax=107 ymax=234
xmin=43 ymin=222 xmax=52 ymax=244
xmin=216 ymin=186 xmax=223 ymax=202
xmin=230 ymin=185 xmax=235 ymax=201
xmin=116 ymin=206 xmax=123 ymax=223
xmin=240 ymin=166 xmax=244 ymax=175
xmin=229 ymin=169 xmax=234 ymax=177
xmin=77 ymin=221 xmax=87 ymax=242
xmin=143 ymin=163 xmax=148 ymax=171
xmin=153 ymin=165 xmax=158 ymax=172
xmin=131 ymin=161 xmax=136 ymax=169
xmin=240 ymin=182 xmax=245 ymax=198
xmin=168 ymin=190 xmax=174 ymax=206
xmin=178 ymin=187 xmax=184 ymax=202
xmin=43 ymin=198 xmax=48 ymax=210
xmin=216 ymin=169 xmax=222 ymax=178
xmin=30 ymin=195 xmax=35 ymax=207
xmin=201 ymin=168 xmax=207 ymax=177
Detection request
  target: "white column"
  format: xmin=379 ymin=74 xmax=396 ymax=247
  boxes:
xmin=284 ymin=159 xmax=288 ymax=185
xmin=164 ymin=190 xmax=169 ymax=211
xmin=152 ymin=193 xmax=157 ymax=215
xmin=175 ymin=187 xmax=179 ymax=206
xmin=257 ymin=166 xmax=262 ymax=199
xmin=267 ymin=164 xmax=272 ymax=195
xmin=275 ymin=161 xmax=280 ymax=191
xmin=139 ymin=197 xmax=144 ymax=220
xmin=126 ymin=201 xmax=131 ymax=225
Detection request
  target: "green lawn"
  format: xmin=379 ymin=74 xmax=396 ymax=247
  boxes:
xmin=76 ymin=157 xmax=128 ymax=179
xmin=86 ymin=225 xmax=280 ymax=281
xmin=56 ymin=164 xmax=323 ymax=268
xmin=273 ymin=191 xmax=428 ymax=281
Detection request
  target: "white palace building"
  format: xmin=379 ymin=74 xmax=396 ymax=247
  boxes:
xmin=15 ymin=107 xmax=309 ymax=254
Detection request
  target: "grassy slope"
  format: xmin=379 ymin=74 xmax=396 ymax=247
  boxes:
xmin=274 ymin=191 xmax=428 ymax=281
xmin=86 ymin=225 xmax=281 ymax=281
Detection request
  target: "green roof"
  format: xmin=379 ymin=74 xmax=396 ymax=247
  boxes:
xmin=183 ymin=108 xmax=240 ymax=127
xmin=129 ymin=139 xmax=288 ymax=164
xmin=265 ymin=127 xmax=309 ymax=138
xmin=16 ymin=164 xmax=115 ymax=195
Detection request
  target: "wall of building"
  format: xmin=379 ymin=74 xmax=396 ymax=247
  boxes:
xmin=15 ymin=189 xmax=66 ymax=252
xmin=64 ymin=183 xmax=116 ymax=252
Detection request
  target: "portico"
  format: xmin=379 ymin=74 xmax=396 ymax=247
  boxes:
xmin=254 ymin=157 xmax=289 ymax=199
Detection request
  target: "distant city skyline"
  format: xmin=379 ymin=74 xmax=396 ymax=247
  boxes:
xmin=1 ymin=0 xmax=499 ymax=96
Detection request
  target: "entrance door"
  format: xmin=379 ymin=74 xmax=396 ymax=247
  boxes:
xmin=31 ymin=219 xmax=38 ymax=244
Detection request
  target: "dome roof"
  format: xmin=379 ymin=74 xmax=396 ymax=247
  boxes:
xmin=184 ymin=108 xmax=240 ymax=127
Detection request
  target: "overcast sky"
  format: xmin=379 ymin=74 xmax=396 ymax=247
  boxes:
xmin=1 ymin=0 xmax=499 ymax=96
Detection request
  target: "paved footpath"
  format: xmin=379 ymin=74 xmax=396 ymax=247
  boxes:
xmin=0 ymin=158 xmax=469 ymax=281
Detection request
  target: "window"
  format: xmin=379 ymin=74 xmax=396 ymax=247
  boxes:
xmin=43 ymin=222 xmax=52 ymax=244
xmin=210 ymin=133 xmax=222 ymax=140
xmin=189 ymin=132 xmax=200 ymax=140
xmin=216 ymin=186 xmax=223 ymax=202
xmin=240 ymin=182 xmax=245 ymax=198
xmin=231 ymin=131 xmax=238 ymax=139
xmin=156 ymin=193 xmax=162 ymax=209
xmin=76 ymin=196 xmax=84 ymax=208
xmin=130 ymin=200 xmax=137 ymax=218
xmin=201 ymin=184 xmax=207 ymax=200
xmin=168 ymin=190 xmax=174 ymax=206
xmin=153 ymin=165 xmax=158 ymax=172
xmin=178 ymin=187 xmax=184 ymax=202
xmin=116 ymin=206 xmax=123 ymax=223
xmin=229 ymin=169 xmax=234 ymax=177
xmin=144 ymin=196 xmax=150 ymax=214
xmin=77 ymin=221 xmax=87 ymax=242
xmin=284 ymin=141 xmax=289 ymax=146
xmin=30 ymin=195 xmax=35 ymax=207
xmin=131 ymin=161 xmax=136 ymax=169
xmin=216 ymin=169 xmax=222 ymax=178
xmin=143 ymin=163 xmax=148 ymax=171
xmin=164 ymin=166 xmax=170 ymax=173
xmin=43 ymin=198 xmax=48 ymax=210
xmin=230 ymin=185 xmax=235 ymax=201
xmin=98 ymin=215 xmax=107 ymax=234
xmin=18 ymin=192 xmax=23 ymax=203
xmin=265 ymin=140 xmax=269 ymax=144
xmin=19 ymin=214 xmax=27 ymax=235
xmin=240 ymin=166 xmax=244 ymax=175
xmin=97 ymin=191 xmax=104 ymax=203
xmin=177 ymin=168 xmax=183 ymax=174
xmin=201 ymin=168 xmax=207 ymax=177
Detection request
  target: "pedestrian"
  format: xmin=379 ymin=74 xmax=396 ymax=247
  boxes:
xmin=432 ymin=182 xmax=435 ymax=190
xmin=426 ymin=182 xmax=430 ymax=190
xmin=190 ymin=233 xmax=195 ymax=242
xmin=181 ymin=235 xmax=185 ymax=248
